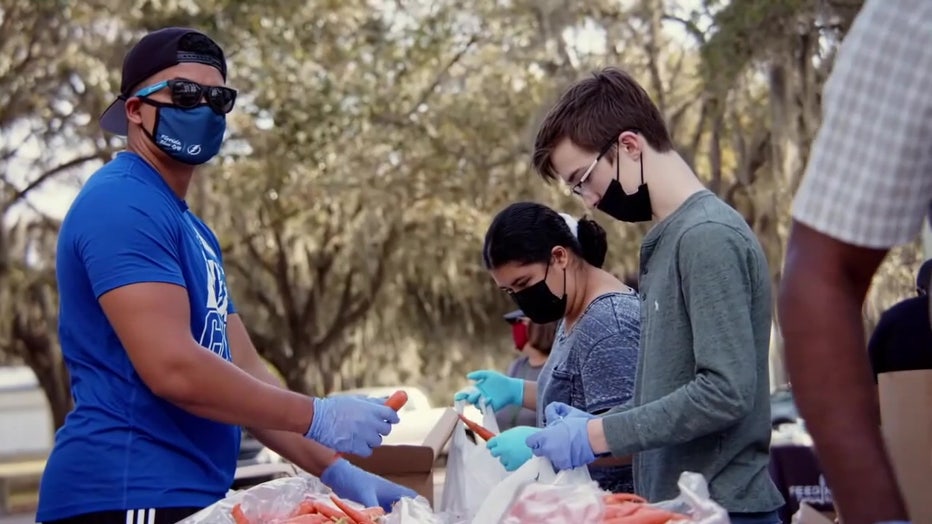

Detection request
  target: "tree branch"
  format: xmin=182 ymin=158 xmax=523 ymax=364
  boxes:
xmin=312 ymin=221 xmax=400 ymax=354
xmin=301 ymin=215 xmax=338 ymax=327
xmin=2 ymin=152 xmax=106 ymax=213
xmin=403 ymin=33 xmax=479 ymax=118
xmin=269 ymin=216 xmax=301 ymax=345
xmin=643 ymin=0 xmax=667 ymax=114
xmin=661 ymin=14 xmax=706 ymax=46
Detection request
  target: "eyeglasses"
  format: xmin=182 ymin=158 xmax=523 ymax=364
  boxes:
xmin=568 ymin=138 xmax=617 ymax=196
xmin=133 ymin=78 xmax=237 ymax=115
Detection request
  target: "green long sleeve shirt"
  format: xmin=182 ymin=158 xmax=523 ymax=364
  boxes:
xmin=602 ymin=190 xmax=784 ymax=514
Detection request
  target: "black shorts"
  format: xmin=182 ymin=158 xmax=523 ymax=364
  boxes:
xmin=42 ymin=507 xmax=202 ymax=524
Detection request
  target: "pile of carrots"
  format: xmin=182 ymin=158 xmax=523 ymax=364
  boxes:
xmin=600 ymin=493 xmax=689 ymax=524
xmin=232 ymin=494 xmax=384 ymax=524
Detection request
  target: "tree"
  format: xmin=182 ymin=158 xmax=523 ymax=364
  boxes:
xmin=0 ymin=0 xmax=119 ymax=426
xmin=3 ymin=0 xmax=922 ymax=414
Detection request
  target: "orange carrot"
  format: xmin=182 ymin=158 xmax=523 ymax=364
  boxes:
xmin=290 ymin=500 xmax=317 ymax=516
xmin=384 ymin=390 xmax=408 ymax=411
xmin=603 ymin=503 xmax=640 ymax=519
xmin=603 ymin=493 xmax=647 ymax=505
xmin=600 ymin=502 xmax=687 ymax=524
xmin=330 ymin=494 xmax=375 ymax=524
xmin=363 ymin=507 xmax=386 ymax=518
xmin=281 ymin=515 xmax=333 ymax=524
xmin=231 ymin=503 xmax=251 ymax=524
xmin=312 ymin=500 xmax=348 ymax=521
xmin=457 ymin=413 xmax=497 ymax=441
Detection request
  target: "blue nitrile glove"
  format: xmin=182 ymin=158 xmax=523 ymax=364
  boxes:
xmin=321 ymin=458 xmax=418 ymax=512
xmin=544 ymin=401 xmax=596 ymax=425
xmin=453 ymin=370 xmax=524 ymax=411
xmin=305 ymin=396 xmax=399 ymax=456
xmin=526 ymin=415 xmax=596 ymax=471
xmin=487 ymin=426 xmax=540 ymax=471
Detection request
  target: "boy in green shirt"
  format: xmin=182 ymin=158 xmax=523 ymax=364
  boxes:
xmin=523 ymin=67 xmax=784 ymax=524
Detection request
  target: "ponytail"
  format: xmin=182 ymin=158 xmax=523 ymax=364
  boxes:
xmin=576 ymin=216 xmax=608 ymax=268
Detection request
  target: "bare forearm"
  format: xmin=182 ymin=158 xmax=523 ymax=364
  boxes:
xmin=586 ymin=418 xmax=631 ymax=466
xmin=780 ymin=278 xmax=907 ymax=523
xmin=160 ymin=344 xmax=314 ymax=435
xmin=522 ymin=381 xmax=538 ymax=411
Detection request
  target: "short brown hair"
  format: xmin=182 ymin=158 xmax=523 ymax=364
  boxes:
xmin=532 ymin=67 xmax=673 ymax=181
xmin=527 ymin=321 xmax=557 ymax=356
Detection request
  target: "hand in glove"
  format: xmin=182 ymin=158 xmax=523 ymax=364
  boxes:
xmin=486 ymin=426 xmax=540 ymax=471
xmin=526 ymin=416 xmax=596 ymax=471
xmin=305 ymin=396 xmax=399 ymax=456
xmin=453 ymin=370 xmax=524 ymax=411
xmin=321 ymin=458 xmax=417 ymax=512
xmin=544 ymin=401 xmax=596 ymax=425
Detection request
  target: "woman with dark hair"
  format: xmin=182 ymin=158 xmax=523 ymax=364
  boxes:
xmin=496 ymin=313 xmax=557 ymax=431
xmin=455 ymin=201 xmax=639 ymax=493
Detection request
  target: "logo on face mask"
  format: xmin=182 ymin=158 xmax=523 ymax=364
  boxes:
xmin=157 ymin=135 xmax=183 ymax=153
xmin=187 ymin=144 xmax=202 ymax=155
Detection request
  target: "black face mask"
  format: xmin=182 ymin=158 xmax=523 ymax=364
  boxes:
xmin=510 ymin=263 xmax=567 ymax=324
xmin=596 ymin=154 xmax=652 ymax=223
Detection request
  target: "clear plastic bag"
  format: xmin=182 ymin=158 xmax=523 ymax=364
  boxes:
xmin=472 ymin=463 xmax=729 ymax=524
xmin=176 ymin=473 xmax=373 ymax=524
xmin=383 ymin=496 xmax=458 ymax=524
xmin=438 ymin=396 xmax=508 ymax=521
xmin=650 ymin=472 xmax=731 ymax=524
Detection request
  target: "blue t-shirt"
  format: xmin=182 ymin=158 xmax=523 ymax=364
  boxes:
xmin=37 ymin=152 xmax=240 ymax=520
xmin=536 ymin=291 xmax=640 ymax=494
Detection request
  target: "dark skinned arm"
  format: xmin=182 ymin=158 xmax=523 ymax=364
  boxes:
xmin=226 ymin=314 xmax=339 ymax=477
xmin=778 ymin=221 xmax=908 ymax=524
xmin=100 ymin=283 xmax=315 ymax=434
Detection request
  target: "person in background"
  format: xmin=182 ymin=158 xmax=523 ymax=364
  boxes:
xmin=778 ymin=1 xmax=930 ymax=522
xmin=38 ymin=27 xmax=412 ymax=524
xmin=523 ymin=66 xmax=783 ymax=524
xmin=457 ymin=202 xmax=639 ymax=494
xmin=496 ymin=310 xmax=556 ymax=432
xmin=868 ymin=259 xmax=932 ymax=381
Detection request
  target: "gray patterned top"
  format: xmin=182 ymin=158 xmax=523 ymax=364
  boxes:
xmin=536 ymin=291 xmax=640 ymax=493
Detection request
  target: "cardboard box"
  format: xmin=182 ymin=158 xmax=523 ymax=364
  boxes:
xmin=344 ymin=408 xmax=459 ymax=507
xmin=879 ymin=370 xmax=932 ymax=524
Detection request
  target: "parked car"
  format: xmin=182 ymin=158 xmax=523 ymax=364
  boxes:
xmin=769 ymin=385 xmax=813 ymax=447
xmin=0 ymin=366 xmax=53 ymax=460
xmin=237 ymin=428 xmax=282 ymax=468
xmin=232 ymin=429 xmax=294 ymax=489
xmin=770 ymin=385 xmax=800 ymax=427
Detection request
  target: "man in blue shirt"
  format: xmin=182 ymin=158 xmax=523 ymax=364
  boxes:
xmin=38 ymin=27 xmax=415 ymax=524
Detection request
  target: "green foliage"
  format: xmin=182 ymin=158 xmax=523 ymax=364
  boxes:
xmin=1 ymin=0 xmax=918 ymax=414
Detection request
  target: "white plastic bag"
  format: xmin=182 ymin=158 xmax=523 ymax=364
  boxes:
xmin=472 ymin=456 xmax=600 ymax=524
xmin=439 ymin=395 xmax=508 ymax=520
xmin=384 ymin=496 xmax=458 ymax=524
xmin=650 ymin=472 xmax=731 ymax=524
xmin=383 ymin=495 xmax=449 ymax=524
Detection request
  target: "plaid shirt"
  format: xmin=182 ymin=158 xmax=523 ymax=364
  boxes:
xmin=792 ymin=0 xmax=932 ymax=251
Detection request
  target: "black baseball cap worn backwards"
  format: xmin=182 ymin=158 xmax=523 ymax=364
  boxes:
xmin=99 ymin=27 xmax=227 ymax=136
